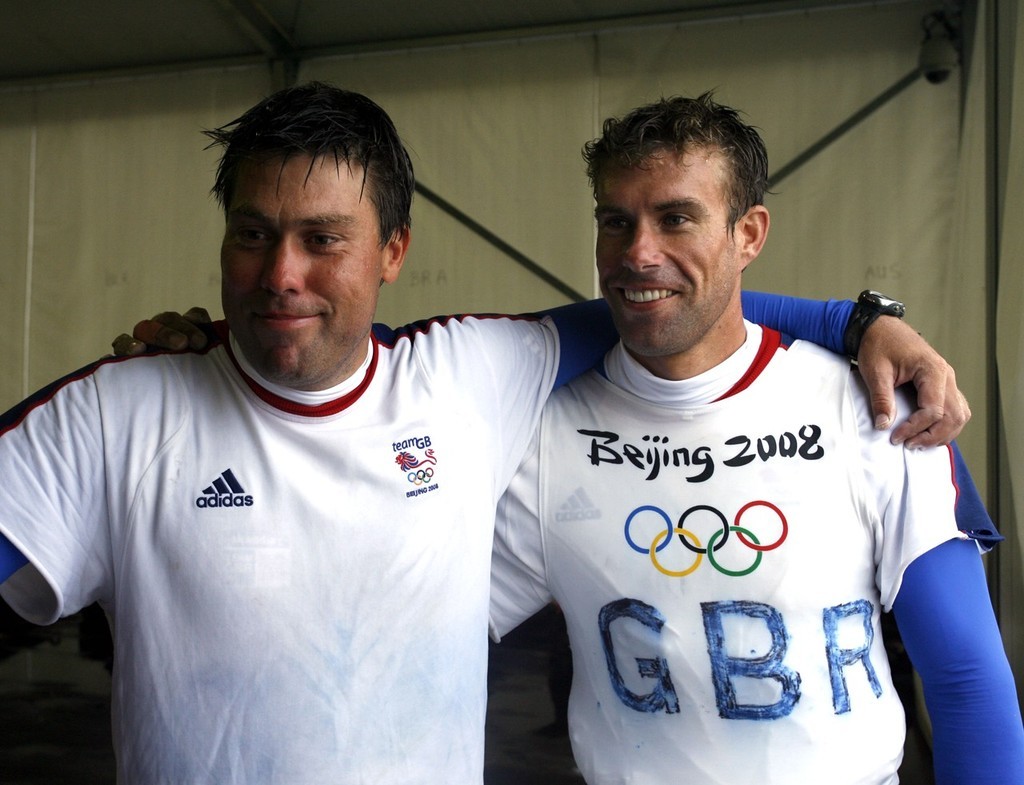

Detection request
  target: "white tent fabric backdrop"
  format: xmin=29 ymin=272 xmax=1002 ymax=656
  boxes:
xmin=0 ymin=0 xmax=1020 ymax=708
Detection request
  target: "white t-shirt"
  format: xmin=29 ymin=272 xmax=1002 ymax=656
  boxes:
xmin=490 ymin=322 xmax=962 ymax=785
xmin=0 ymin=315 xmax=559 ymax=785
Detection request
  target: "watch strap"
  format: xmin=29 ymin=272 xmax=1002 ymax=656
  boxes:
xmin=843 ymin=304 xmax=883 ymax=359
xmin=843 ymin=290 xmax=906 ymax=359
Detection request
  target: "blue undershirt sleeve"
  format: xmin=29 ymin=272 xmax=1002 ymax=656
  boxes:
xmin=0 ymin=532 xmax=28 ymax=584
xmin=892 ymin=539 xmax=1024 ymax=785
xmin=534 ymin=300 xmax=618 ymax=390
xmin=740 ymin=291 xmax=853 ymax=354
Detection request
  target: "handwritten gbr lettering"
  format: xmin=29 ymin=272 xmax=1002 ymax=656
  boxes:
xmin=598 ymin=597 xmax=882 ymax=719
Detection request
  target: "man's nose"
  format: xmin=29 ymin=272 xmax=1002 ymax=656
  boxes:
xmin=261 ymin=240 xmax=305 ymax=294
xmin=621 ymin=223 xmax=663 ymax=270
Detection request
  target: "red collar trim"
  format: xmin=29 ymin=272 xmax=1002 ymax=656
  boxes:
xmin=713 ymin=327 xmax=783 ymax=402
xmin=214 ymin=321 xmax=378 ymax=417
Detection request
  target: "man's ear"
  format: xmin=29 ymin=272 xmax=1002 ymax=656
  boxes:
xmin=735 ymin=205 xmax=770 ymax=271
xmin=380 ymin=227 xmax=411 ymax=285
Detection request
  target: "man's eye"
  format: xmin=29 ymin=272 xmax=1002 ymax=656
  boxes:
xmin=237 ymin=228 xmax=267 ymax=244
xmin=308 ymin=234 xmax=338 ymax=248
xmin=663 ymin=214 xmax=688 ymax=227
xmin=599 ymin=217 xmax=629 ymax=231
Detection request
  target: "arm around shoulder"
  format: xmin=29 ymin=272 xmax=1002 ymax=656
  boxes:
xmin=740 ymin=291 xmax=852 ymax=353
xmin=741 ymin=290 xmax=970 ymax=447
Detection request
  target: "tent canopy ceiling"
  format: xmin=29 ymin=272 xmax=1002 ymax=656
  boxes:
xmin=2 ymin=0 xmax=925 ymax=85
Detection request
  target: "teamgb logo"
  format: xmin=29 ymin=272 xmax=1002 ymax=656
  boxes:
xmin=392 ymin=434 xmax=440 ymax=498
xmin=196 ymin=468 xmax=254 ymax=509
xmin=395 ymin=448 xmax=438 ymax=485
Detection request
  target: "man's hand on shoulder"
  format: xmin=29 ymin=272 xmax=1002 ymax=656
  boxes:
xmin=111 ymin=307 xmax=213 ymax=356
xmin=857 ymin=317 xmax=970 ymax=448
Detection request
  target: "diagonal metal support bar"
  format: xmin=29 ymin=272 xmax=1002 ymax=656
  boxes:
xmin=768 ymin=67 xmax=923 ymax=188
xmin=210 ymin=0 xmax=299 ymax=69
xmin=414 ymin=182 xmax=589 ymax=303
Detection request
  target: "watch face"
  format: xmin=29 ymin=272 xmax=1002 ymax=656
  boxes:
xmin=862 ymin=290 xmax=906 ymax=317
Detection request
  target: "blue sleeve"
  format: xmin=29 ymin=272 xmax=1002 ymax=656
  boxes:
xmin=740 ymin=291 xmax=853 ymax=354
xmin=892 ymin=539 xmax=1024 ymax=785
xmin=951 ymin=442 xmax=1003 ymax=547
xmin=533 ymin=300 xmax=618 ymax=390
xmin=0 ymin=532 xmax=28 ymax=583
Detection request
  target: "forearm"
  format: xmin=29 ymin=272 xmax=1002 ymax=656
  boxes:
xmin=893 ymin=539 xmax=1024 ymax=784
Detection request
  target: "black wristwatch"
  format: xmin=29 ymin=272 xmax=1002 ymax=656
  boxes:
xmin=843 ymin=290 xmax=906 ymax=359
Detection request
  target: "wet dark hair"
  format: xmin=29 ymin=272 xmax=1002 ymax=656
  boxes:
xmin=205 ymin=81 xmax=414 ymax=246
xmin=583 ymin=92 xmax=768 ymax=226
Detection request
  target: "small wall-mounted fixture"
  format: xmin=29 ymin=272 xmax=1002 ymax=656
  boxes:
xmin=919 ymin=9 xmax=960 ymax=84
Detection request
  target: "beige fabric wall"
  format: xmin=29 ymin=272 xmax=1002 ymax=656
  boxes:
xmin=303 ymin=38 xmax=599 ymax=324
xmin=0 ymin=69 xmax=273 ymax=404
xmin=0 ymin=92 xmax=33 ymax=409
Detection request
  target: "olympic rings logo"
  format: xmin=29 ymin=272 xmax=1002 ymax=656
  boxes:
xmin=624 ymin=501 xmax=787 ymax=577
xmin=407 ymin=467 xmax=435 ymax=485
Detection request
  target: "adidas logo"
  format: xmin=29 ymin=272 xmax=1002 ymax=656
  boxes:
xmin=195 ymin=469 xmax=254 ymax=509
xmin=555 ymin=487 xmax=601 ymax=522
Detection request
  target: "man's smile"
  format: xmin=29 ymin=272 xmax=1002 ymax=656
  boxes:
xmin=622 ymin=288 xmax=675 ymax=303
